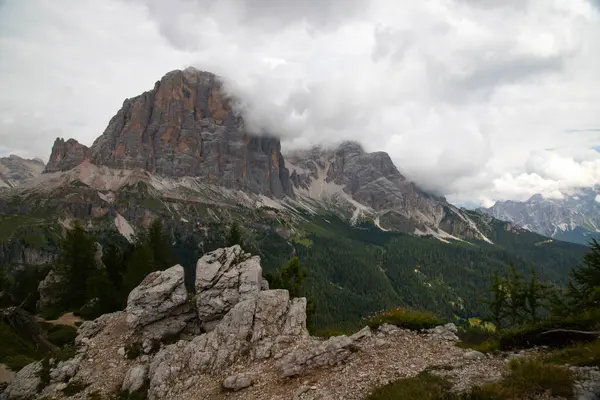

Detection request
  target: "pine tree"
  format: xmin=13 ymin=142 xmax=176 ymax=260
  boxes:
xmin=56 ymin=222 xmax=98 ymax=309
xmin=122 ymin=242 xmax=155 ymax=296
xmin=506 ymin=263 xmax=526 ymax=326
xmin=484 ymin=270 xmax=508 ymax=331
xmin=226 ymin=221 xmax=245 ymax=249
xmin=567 ymin=239 xmax=600 ymax=311
xmin=525 ymin=268 xmax=547 ymax=322
xmin=148 ymin=219 xmax=172 ymax=270
xmin=280 ymin=257 xmax=308 ymax=298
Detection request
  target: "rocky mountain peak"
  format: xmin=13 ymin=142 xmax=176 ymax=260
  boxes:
xmin=44 ymin=138 xmax=90 ymax=173
xmin=78 ymin=67 xmax=292 ymax=197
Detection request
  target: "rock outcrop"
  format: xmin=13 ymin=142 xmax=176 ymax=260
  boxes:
xmin=43 ymin=138 xmax=90 ymax=173
xmin=85 ymin=67 xmax=292 ymax=198
xmin=125 ymin=264 xmax=195 ymax=340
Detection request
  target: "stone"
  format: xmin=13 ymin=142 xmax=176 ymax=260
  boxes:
xmin=125 ymin=265 xmax=194 ymax=339
xmin=378 ymin=324 xmax=398 ymax=335
xmin=87 ymin=67 xmax=293 ymax=198
xmin=463 ymin=351 xmax=485 ymax=361
xmin=350 ymin=326 xmax=372 ymax=342
xmin=37 ymin=269 xmax=62 ymax=309
xmin=118 ymin=347 xmax=126 ymax=357
xmin=76 ymin=312 xmax=122 ymax=346
xmin=427 ymin=323 xmax=460 ymax=342
xmin=278 ymin=336 xmax=355 ymax=378
xmin=122 ymin=364 xmax=148 ymax=394
xmin=4 ymin=361 xmax=42 ymax=399
xmin=195 ymin=246 xmax=262 ymax=330
xmin=222 ymin=373 xmax=254 ymax=392
xmin=43 ymin=138 xmax=90 ymax=173
xmin=49 ymin=355 xmax=82 ymax=383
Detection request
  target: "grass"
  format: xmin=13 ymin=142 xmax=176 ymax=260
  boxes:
xmin=472 ymin=359 xmax=574 ymax=400
xmin=368 ymin=359 xmax=574 ymax=400
xmin=545 ymin=339 xmax=600 ymax=367
xmin=367 ymin=371 xmax=452 ymax=400
xmin=2 ymin=354 xmax=36 ymax=371
xmin=62 ymin=380 xmax=88 ymax=397
xmin=366 ymin=308 xmax=443 ymax=331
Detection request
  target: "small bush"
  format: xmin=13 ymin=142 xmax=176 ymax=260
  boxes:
xmin=366 ymin=308 xmax=443 ymax=331
xmin=62 ymin=380 xmax=88 ymax=397
xmin=52 ymin=345 xmax=76 ymax=362
xmin=44 ymin=324 xmax=77 ymax=347
xmin=3 ymin=354 xmax=35 ymax=371
xmin=125 ymin=343 xmax=142 ymax=359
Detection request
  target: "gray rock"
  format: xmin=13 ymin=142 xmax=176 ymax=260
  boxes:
xmin=49 ymin=355 xmax=82 ymax=383
xmin=278 ymin=335 xmax=354 ymax=378
xmin=222 ymin=373 xmax=254 ymax=392
xmin=350 ymin=326 xmax=372 ymax=341
xmin=76 ymin=311 xmax=122 ymax=346
xmin=195 ymin=246 xmax=262 ymax=330
xmin=463 ymin=350 xmax=485 ymax=360
xmin=4 ymin=361 xmax=42 ymax=399
xmin=125 ymin=265 xmax=194 ymax=340
xmin=427 ymin=323 xmax=460 ymax=342
xmin=122 ymin=364 xmax=148 ymax=394
xmin=378 ymin=323 xmax=398 ymax=335
xmin=37 ymin=269 xmax=62 ymax=309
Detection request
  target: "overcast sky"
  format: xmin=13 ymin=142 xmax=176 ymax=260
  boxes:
xmin=1 ymin=0 xmax=600 ymax=206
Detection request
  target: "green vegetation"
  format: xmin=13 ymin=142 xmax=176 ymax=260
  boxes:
xmin=125 ymin=343 xmax=142 ymax=360
xmin=368 ymin=360 xmax=574 ymax=400
xmin=546 ymin=339 xmax=600 ymax=367
xmin=366 ymin=308 xmax=443 ymax=331
xmin=62 ymin=380 xmax=88 ymax=397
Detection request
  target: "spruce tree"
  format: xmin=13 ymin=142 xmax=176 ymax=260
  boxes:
xmin=566 ymin=239 xmax=600 ymax=311
xmin=56 ymin=222 xmax=97 ymax=310
xmin=226 ymin=221 xmax=244 ymax=249
xmin=148 ymin=219 xmax=172 ymax=270
xmin=484 ymin=270 xmax=508 ymax=331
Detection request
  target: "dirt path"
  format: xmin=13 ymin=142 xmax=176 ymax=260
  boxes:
xmin=36 ymin=312 xmax=81 ymax=328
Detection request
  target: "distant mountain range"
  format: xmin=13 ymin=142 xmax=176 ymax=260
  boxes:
xmin=0 ymin=155 xmax=44 ymax=188
xmin=481 ymin=187 xmax=600 ymax=245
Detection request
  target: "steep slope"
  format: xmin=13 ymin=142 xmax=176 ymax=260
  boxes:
xmin=286 ymin=142 xmax=491 ymax=242
xmin=0 ymin=155 xmax=44 ymax=188
xmin=482 ymin=188 xmax=600 ymax=245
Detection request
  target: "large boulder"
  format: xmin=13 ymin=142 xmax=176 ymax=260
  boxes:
xmin=278 ymin=335 xmax=355 ymax=377
xmin=125 ymin=265 xmax=194 ymax=339
xmin=195 ymin=245 xmax=262 ymax=331
xmin=37 ymin=269 xmax=62 ymax=309
xmin=4 ymin=361 xmax=42 ymax=399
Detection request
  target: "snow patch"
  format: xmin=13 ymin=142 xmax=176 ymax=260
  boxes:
xmin=115 ymin=213 xmax=135 ymax=242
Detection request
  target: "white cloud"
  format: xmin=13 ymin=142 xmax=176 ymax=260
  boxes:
xmin=1 ymin=0 xmax=600 ymax=206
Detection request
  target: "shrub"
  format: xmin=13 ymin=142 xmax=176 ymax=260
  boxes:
xmin=497 ymin=312 xmax=600 ymax=350
xmin=366 ymin=308 xmax=443 ymax=331
xmin=53 ymin=345 xmax=76 ymax=362
xmin=3 ymin=354 xmax=35 ymax=371
xmin=44 ymin=324 xmax=77 ymax=347
xmin=62 ymin=380 xmax=88 ymax=397
xmin=125 ymin=343 xmax=142 ymax=359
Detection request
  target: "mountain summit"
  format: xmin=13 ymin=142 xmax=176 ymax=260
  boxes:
xmin=44 ymin=68 xmax=293 ymax=198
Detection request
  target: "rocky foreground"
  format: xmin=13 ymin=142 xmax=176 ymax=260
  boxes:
xmin=4 ymin=245 xmax=599 ymax=400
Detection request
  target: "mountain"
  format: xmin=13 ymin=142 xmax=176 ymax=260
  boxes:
xmin=286 ymin=142 xmax=492 ymax=242
xmin=481 ymin=187 xmax=600 ymax=245
xmin=0 ymin=67 xmax=589 ymax=331
xmin=0 ymin=155 xmax=44 ymax=188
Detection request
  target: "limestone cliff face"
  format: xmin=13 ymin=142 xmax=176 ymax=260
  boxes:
xmin=43 ymin=138 xmax=90 ymax=173
xmin=0 ymin=155 xmax=45 ymax=187
xmin=88 ymin=67 xmax=292 ymax=197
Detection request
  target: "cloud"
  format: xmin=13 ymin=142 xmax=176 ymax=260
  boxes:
xmin=1 ymin=0 xmax=600 ymax=206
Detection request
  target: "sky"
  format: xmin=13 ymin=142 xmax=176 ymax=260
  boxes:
xmin=1 ymin=0 xmax=600 ymax=207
